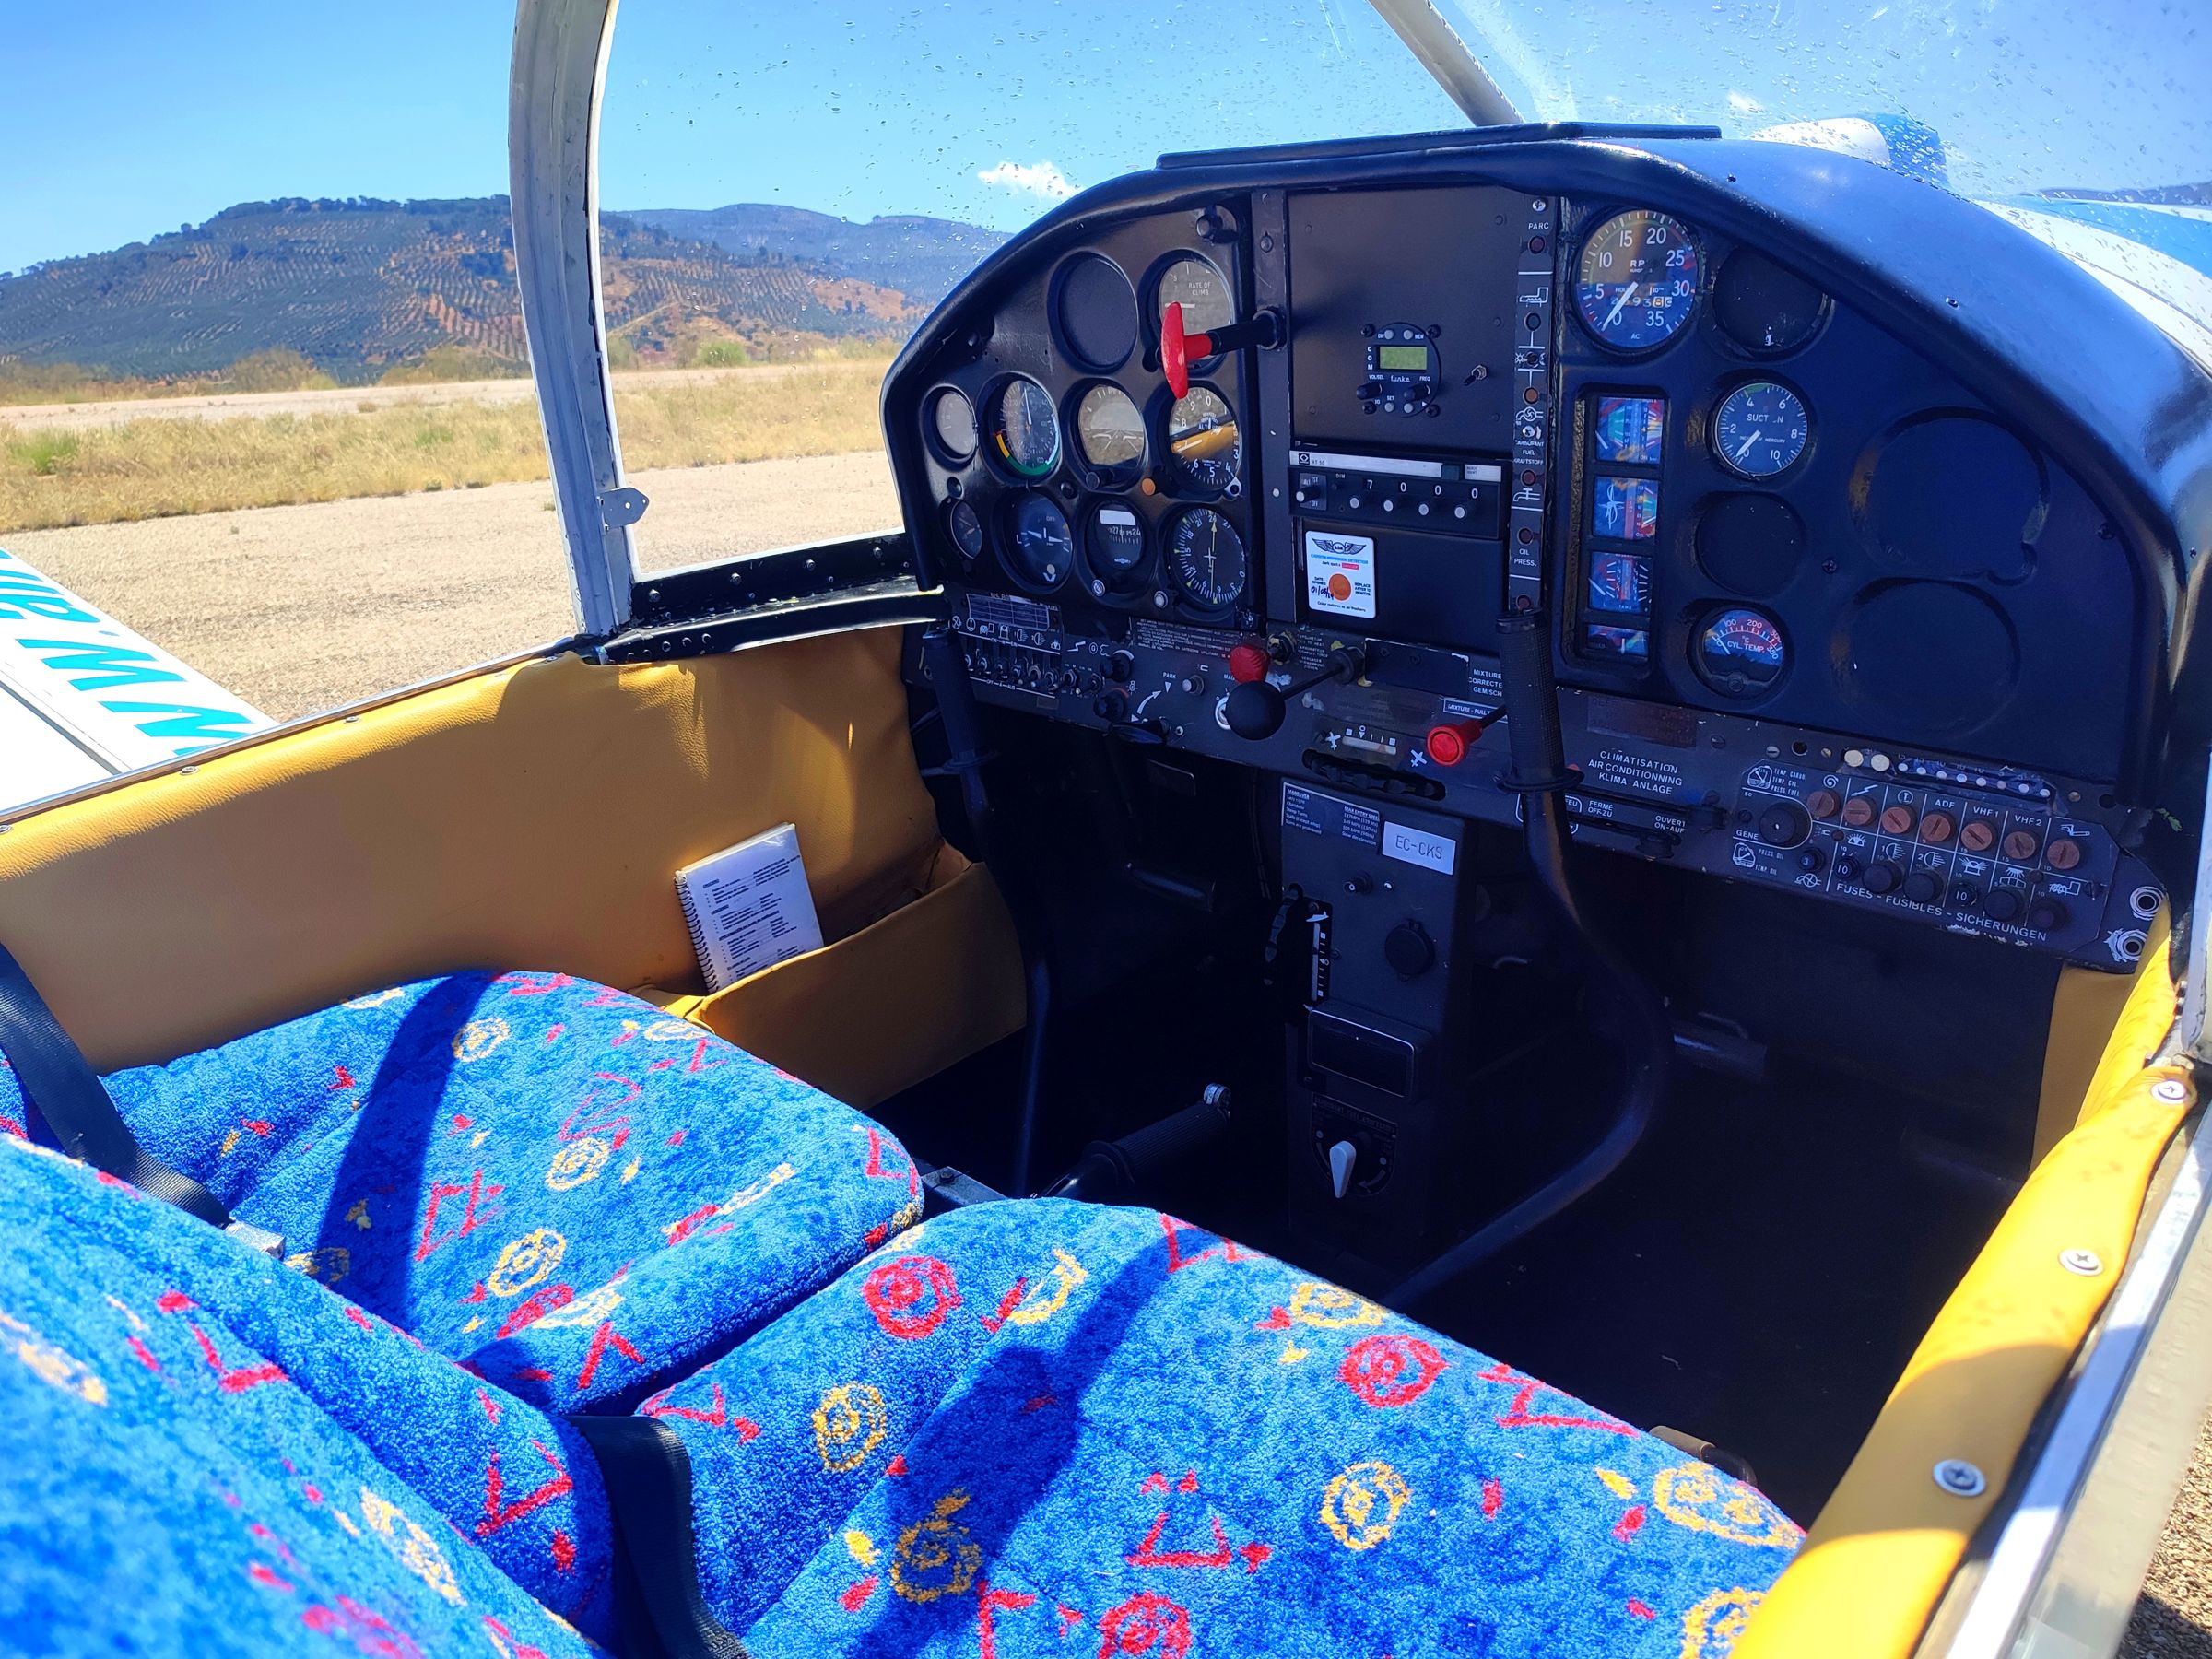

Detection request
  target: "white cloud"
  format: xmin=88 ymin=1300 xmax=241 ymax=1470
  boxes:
xmin=976 ymin=160 xmax=1078 ymax=201
xmin=1727 ymin=90 xmax=1765 ymax=114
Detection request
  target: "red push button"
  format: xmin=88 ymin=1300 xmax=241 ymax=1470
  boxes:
xmin=1424 ymin=717 xmax=1491 ymax=767
xmin=1227 ymin=641 xmax=1271 ymax=684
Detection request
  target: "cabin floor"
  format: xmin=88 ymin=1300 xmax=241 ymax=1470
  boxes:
xmin=879 ymin=926 xmax=2014 ymax=1523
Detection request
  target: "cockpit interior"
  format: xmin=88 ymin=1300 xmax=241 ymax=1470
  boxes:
xmin=2 ymin=28 xmax=2210 ymax=1659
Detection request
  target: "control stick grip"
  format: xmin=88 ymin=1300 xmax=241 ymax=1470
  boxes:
xmin=1495 ymin=611 xmax=1572 ymax=791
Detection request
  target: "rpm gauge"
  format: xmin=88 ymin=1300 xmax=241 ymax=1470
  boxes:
xmin=1693 ymin=606 xmax=1788 ymax=697
xmin=1576 ymin=209 xmax=1701 ymax=353
xmin=1168 ymin=508 xmax=1247 ymax=610
xmin=986 ymin=377 xmax=1061 ymax=480
xmin=1001 ymin=492 xmax=1075 ymax=591
xmin=1163 ymin=386 xmax=1241 ymax=495
xmin=1712 ymin=382 xmax=1809 ymax=479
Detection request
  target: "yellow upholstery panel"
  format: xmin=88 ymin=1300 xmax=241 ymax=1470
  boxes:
xmin=0 ymin=630 xmax=947 ymax=1072
xmin=1735 ymin=941 xmax=2190 ymax=1659
xmin=2034 ymin=912 xmax=2171 ymax=1162
xmin=677 ymin=842 xmax=1025 ymax=1107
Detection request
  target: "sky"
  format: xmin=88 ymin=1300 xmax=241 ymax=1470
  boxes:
xmin=5 ymin=0 xmax=2207 ymax=276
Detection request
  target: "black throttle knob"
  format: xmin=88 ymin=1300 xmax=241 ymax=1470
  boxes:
xmin=1225 ymin=679 xmax=1288 ymax=739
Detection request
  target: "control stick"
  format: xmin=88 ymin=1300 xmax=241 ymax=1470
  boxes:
xmin=1162 ymin=300 xmax=1284 ymax=398
xmin=1223 ymin=644 xmax=1366 ymax=741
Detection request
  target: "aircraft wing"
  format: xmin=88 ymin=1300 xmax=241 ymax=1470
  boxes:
xmin=0 ymin=545 xmax=273 ymax=814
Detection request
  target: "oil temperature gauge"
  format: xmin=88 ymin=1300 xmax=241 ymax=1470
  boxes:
xmin=1693 ymin=606 xmax=1788 ymax=697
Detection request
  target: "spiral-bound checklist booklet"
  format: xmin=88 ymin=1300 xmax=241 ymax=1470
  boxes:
xmin=675 ymin=822 xmax=825 ymax=992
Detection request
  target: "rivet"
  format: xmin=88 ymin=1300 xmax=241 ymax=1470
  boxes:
xmin=180 ymin=765 xmax=198 ymax=776
xmin=344 ymin=714 xmax=360 ymax=724
xmin=1933 ymin=1459 xmax=1985 ymax=1498
xmin=2060 ymin=1248 xmax=2103 ymax=1277
xmin=2154 ymin=1077 xmax=2193 ymax=1105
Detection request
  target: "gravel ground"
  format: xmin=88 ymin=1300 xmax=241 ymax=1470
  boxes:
xmin=2127 ymin=1421 xmax=2212 ymax=1657
xmin=2 ymin=449 xmax=900 ymax=721
xmin=2 ymin=451 xmax=2207 ymax=1652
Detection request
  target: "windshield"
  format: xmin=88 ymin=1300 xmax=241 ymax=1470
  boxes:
xmin=1441 ymin=0 xmax=2212 ymax=202
xmin=599 ymin=0 xmax=1465 ymax=575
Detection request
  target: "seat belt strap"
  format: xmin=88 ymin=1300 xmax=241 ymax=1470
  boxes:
xmin=563 ymin=1415 xmax=748 ymax=1659
xmin=0 ymin=939 xmax=282 ymax=1258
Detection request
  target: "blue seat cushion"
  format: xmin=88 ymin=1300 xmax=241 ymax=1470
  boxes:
xmin=644 ymin=1199 xmax=1803 ymax=1657
xmin=0 ymin=971 xmax=926 ymax=1411
xmin=0 ymin=1131 xmax=611 ymax=1657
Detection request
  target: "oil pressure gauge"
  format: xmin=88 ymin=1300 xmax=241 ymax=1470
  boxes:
xmin=1712 ymin=381 xmax=1809 ymax=479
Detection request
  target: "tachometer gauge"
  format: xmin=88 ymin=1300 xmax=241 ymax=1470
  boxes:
xmin=1712 ymin=382 xmax=1809 ymax=479
xmin=1154 ymin=255 xmax=1234 ymax=339
xmin=1075 ymin=383 xmax=1146 ymax=473
xmin=986 ymin=378 xmax=1061 ymax=480
xmin=1083 ymin=501 xmax=1148 ymax=593
xmin=927 ymin=387 xmax=977 ymax=464
xmin=1163 ymin=386 xmax=1241 ymax=495
xmin=1168 ymin=509 xmax=1247 ymax=610
xmin=1693 ymin=606 xmax=1788 ymax=697
xmin=1576 ymin=210 xmax=1701 ymax=353
xmin=1001 ymin=492 xmax=1074 ymax=590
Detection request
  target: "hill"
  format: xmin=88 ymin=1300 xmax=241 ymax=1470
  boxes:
xmin=620 ymin=204 xmax=1006 ymax=310
xmin=0 ymin=196 xmax=994 ymax=384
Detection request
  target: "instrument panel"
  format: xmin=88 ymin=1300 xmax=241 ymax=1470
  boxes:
xmin=910 ymin=220 xmax=1260 ymax=624
xmin=888 ymin=133 xmax=2178 ymax=972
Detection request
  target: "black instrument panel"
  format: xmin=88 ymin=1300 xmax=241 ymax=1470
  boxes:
xmin=886 ymin=128 xmax=2194 ymax=970
xmin=1551 ymin=199 xmax=2142 ymax=785
xmin=905 ymin=213 xmax=1262 ymax=627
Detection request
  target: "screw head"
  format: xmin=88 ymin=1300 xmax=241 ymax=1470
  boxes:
xmin=2060 ymin=1248 xmax=2104 ymax=1277
xmin=2154 ymin=1077 xmax=2193 ymax=1106
xmin=1933 ymin=1459 xmax=1986 ymax=1498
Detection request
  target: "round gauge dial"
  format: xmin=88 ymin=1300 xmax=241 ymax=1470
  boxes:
xmin=1694 ymin=606 xmax=1789 ymax=696
xmin=1155 ymin=256 xmax=1234 ymax=339
xmin=1168 ymin=509 xmax=1247 ymax=610
xmin=1001 ymin=492 xmax=1074 ymax=590
xmin=1576 ymin=210 xmax=1701 ymax=352
xmin=985 ymin=378 xmax=1061 ymax=479
xmin=1712 ymin=382 xmax=1809 ymax=479
xmin=1083 ymin=501 xmax=1148 ymax=591
xmin=1163 ymin=386 xmax=1241 ymax=495
xmin=945 ymin=498 xmax=984 ymax=560
xmin=1075 ymin=383 xmax=1146 ymax=472
xmin=928 ymin=388 xmax=977 ymax=463
xmin=1714 ymin=250 xmax=1827 ymax=355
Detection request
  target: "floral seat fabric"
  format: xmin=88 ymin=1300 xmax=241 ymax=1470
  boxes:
xmin=647 ymin=1200 xmax=1804 ymax=1658
xmin=0 ymin=1132 xmax=612 ymax=1657
xmin=0 ymin=971 xmax=925 ymax=1411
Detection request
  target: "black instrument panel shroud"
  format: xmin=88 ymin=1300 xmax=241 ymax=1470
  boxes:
xmin=882 ymin=122 xmax=2210 ymax=900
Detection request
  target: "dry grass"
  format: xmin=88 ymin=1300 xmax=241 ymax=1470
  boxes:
xmin=0 ymin=358 xmax=894 ymax=532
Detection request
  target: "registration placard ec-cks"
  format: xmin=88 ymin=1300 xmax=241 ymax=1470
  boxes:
xmin=1382 ymin=820 xmax=1456 ymax=875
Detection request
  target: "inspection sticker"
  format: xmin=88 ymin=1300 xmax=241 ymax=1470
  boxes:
xmin=1305 ymin=531 xmax=1376 ymax=619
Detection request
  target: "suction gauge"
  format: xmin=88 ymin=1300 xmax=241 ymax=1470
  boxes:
xmin=1712 ymin=382 xmax=1809 ymax=479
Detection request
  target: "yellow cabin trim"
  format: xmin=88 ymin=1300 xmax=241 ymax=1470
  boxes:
xmin=1736 ymin=940 xmax=2190 ymax=1658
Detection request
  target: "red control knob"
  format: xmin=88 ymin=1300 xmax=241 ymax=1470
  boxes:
xmin=1162 ymin=301 xmax=1196 ymax=399
xmin=1227 ymin=641 xmax=1271 ymax=685
xmin=1424 ymin=716 xmax=1493 ymax=767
